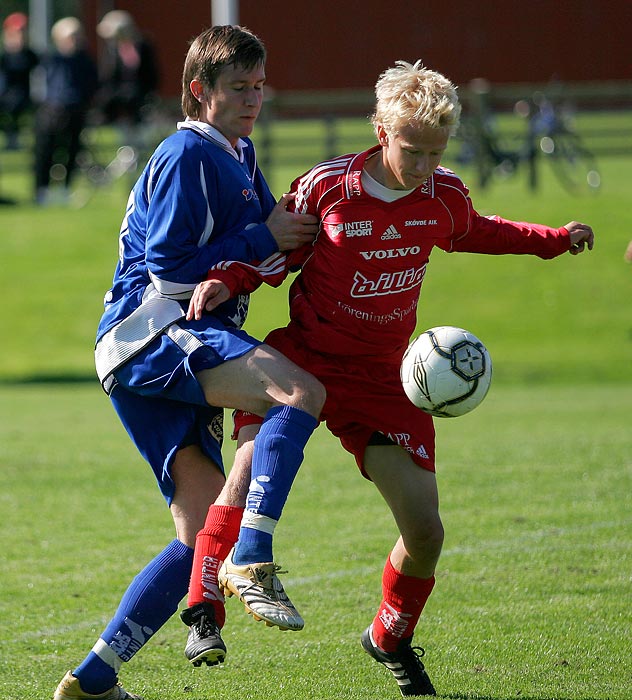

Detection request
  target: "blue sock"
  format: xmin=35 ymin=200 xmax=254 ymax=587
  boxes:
xmin=233 ymin=405 xmax=317 ymax=564
xmin=73 ymin=539 xmax=193 ymax=694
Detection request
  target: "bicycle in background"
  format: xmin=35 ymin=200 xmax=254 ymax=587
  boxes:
xmin=458 ymin=82 xmax=601 ymax=195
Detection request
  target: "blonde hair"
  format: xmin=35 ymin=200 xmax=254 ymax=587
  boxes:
xmin=371 ymin=60 xmax=461 ymax=137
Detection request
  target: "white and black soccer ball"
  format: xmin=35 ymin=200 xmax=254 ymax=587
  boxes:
xmin=401 ymin=326 xmax=492 ymax=417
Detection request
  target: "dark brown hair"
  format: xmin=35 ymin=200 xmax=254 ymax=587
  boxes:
xmin=181 ymin=25 xmax=266 ymax=118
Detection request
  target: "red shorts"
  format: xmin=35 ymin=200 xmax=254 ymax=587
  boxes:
xmin=234 ymin=324 xmax=436 ymax=478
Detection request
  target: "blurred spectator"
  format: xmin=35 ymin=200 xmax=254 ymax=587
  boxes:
xmin=96 ymin=10 xmax=159 ymax=135
xmin=33 ymin=17 xmax=97 ymax=205
xmin=0 ymin=12 xmax=39 ymax=150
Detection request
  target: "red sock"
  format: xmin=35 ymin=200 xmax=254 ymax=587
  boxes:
xmin=187 ymin=505 xmax=243 ymax=627
xmin=371 ymin=555 xmax=436 ymax=652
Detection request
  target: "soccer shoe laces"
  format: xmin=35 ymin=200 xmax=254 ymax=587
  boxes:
xmin=220 ymin=555 xmax=304 ymax=630
xmin=246 ymin=562 xmax=287 ymax=595
xmin=401 ymin=644 xmax=427 ymax=673
xmin=393 ymin=642 xmax=435 ymax=694
xmin=197 ymin=611 xmax=221 ymax=638
xmin=181 ymin=603 xmax=227 ymax=666
xmin=181 ymin=603 xmax=222 ymax=635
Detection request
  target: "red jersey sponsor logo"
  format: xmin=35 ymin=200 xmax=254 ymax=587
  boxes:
xmin=405 ymin=218 xmax=438 ymax=226
xmin=350 ymin=265 xmax=426 ymax=297
xmin=330 ymin=220 xmax=373 ymax=237
xmin=381 ymin=225 xmax=401 ymax=240
xmin=359 ymin=245 xmax=421 ymax=261
xmin=349 ymin=169 xmax=362 ymax=196
xmin=336 ymin=298 xmax=418 ymax=325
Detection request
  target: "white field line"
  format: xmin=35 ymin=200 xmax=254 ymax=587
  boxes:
xmin=288 ymin=517 xmax=631 ymax=585
xmin=23 ymin=517 xmax=631 ymax=643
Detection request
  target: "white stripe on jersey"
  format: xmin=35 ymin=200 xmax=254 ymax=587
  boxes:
xmin=295 ymin=169 xmax=347 ymax=212
xmin=148 ymin=270 xmax=197 ymax=299
xmin=146 ymin=159 xmax=157 ymax=200
xmin=294 ymin=155 xmax=353 ymax=212
xmin=198 ymin=161 xmax=214 ymax=247
xmin=211 ymin=251 xmax=287 ymax=279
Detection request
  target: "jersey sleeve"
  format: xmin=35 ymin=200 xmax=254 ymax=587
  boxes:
xmin=207 ymin=244 xmax=313 ymax=296
xmin=431 ymin=173 xmax=570 ymax=259
xmin=204 ymin=170 xmax=319 ymax=296
xmin=447 ymin=211 xmax=571 ymax=259
xmin=143 ymin=143 xmax=278 ymax=299
xmin=432 ymin=176 xmax=570 ymax=259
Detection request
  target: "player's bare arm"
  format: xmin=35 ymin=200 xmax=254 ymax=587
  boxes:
xmin=564 ymin=221 xmax=595 ymax=255
xmin=265 ymin=192 xmax=319 ymax=251
xmin=186 ymin=279 xmax=230 ymax=321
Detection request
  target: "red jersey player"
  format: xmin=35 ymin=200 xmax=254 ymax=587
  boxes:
xmin=181 ymin=60 xmax=594 ymax=696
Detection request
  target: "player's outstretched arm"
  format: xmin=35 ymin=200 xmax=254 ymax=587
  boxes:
xmin=266 ymin=193 xmax=319 ymax=252
xmin=564 ymin=221 xmax=595 ymax=255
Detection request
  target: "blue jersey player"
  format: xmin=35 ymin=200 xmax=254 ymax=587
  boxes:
xmin=53 ymin=26 xmax=325 ymax=700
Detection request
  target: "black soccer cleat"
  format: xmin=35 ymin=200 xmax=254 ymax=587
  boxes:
xmin=361 ymin=625 xmax=436 ymax=696
xmin=180 ymin=603 xmax=227 ymax=667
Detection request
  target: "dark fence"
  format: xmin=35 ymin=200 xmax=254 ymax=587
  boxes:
xmin=3 ymin=81 xmax=631 ymax=193
xmin=254 ymin=80 xmax=632 ymax=177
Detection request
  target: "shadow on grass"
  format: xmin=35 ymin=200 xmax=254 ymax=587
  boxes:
xmin=0 ymin=372 xmax=96 ymax=385
xmin=444 ymin=695 xmax=609 ymax=700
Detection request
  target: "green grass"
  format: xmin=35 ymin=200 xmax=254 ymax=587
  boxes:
xmin=0 ymin=115 xmax=631 ymax=699
xmin=1 ymin=382 xmax=630 ymax=699
xmin=1 ymin=151 xmax=631 ymax=383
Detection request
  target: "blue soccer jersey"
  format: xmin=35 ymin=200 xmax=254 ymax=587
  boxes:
xmin=95 ymin=120 xmax=278 ymax=387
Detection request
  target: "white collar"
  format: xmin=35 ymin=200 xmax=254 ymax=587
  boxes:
xmin=362 ymin=167 xmax=414 ymax=202
xmin=177 ymin=118 xmax=248 ymax=162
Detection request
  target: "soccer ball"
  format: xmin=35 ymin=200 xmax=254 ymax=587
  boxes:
xmin=401 ymin=326 xmax=492 ymax=417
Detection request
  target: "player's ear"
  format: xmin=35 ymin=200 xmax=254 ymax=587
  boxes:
xmin=190 ymin=79 xmax=206 ymax=103
xmin=376 ymin=124 xmax=389 ymax=147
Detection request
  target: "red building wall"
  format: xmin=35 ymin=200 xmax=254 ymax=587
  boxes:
xmin=85 ymin=1 xmax=632 ymax=98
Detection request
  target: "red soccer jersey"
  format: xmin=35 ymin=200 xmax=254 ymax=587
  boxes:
xmin=210 ymin=145 xmax=571 ymax=359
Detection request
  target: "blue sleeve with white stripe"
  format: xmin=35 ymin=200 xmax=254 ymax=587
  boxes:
xmin=138 ymin=131 xmax=277 ymax=297
xmin=97 ymin=129 xmax=279 ymax=339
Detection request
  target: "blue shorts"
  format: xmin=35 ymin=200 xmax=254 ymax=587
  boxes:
xmin=108 ymin=317 xmax=262 ymax=504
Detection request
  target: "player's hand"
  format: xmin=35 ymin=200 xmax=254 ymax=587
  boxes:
xmin=186 ymin=279 xmax=230 ymax=320
xmin=266 ymin=192 xmax=319 ymax=251
xmin=565 ymin=221 xmax=594 ymax=255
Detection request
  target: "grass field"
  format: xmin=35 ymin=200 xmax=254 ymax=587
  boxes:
xmin=0 ymin=116 xmax=630 ymax=699
xmin=2 ymin=383 xmax=630 ymax=700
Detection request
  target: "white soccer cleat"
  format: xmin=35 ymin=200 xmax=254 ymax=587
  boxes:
xmin=219 ymin=549 xmax=304 ymax=631
xmin=53 ymin=671 xmax=144 ymax=700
